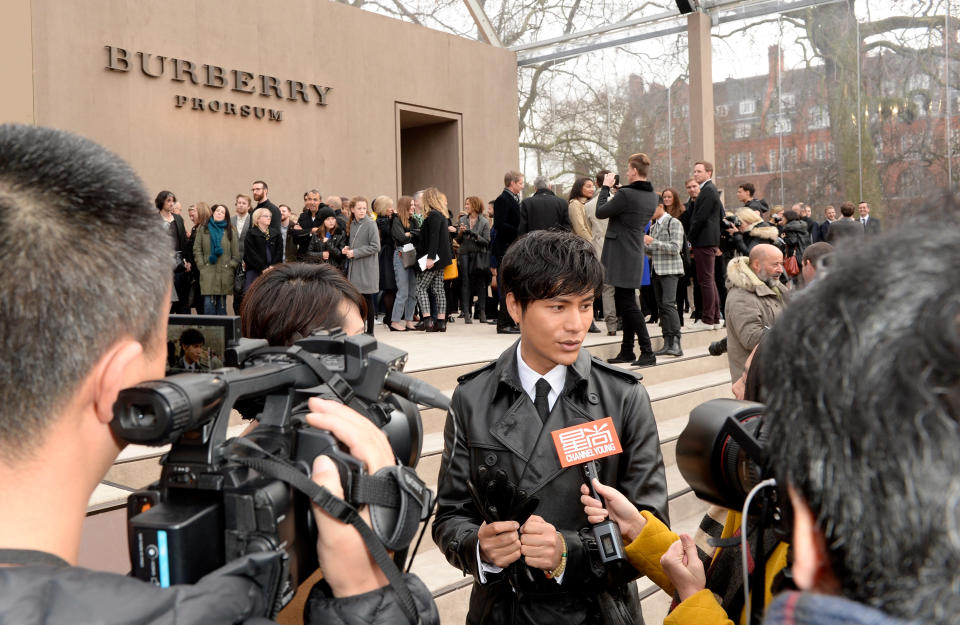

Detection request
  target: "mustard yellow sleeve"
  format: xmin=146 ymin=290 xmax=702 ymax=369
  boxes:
xmin=664 ymin=589 xmax=735 ymax=625
xmin=624 ymin=510 xmax=678 ymax=594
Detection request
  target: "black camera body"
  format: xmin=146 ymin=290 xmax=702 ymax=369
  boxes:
xmin=723 ymin=214 xmax=742 ymax=231
xmin=113 ymin=331 xmax=441 ymax=616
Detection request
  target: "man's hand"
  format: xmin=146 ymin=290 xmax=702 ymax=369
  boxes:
xmin=643 ymin=234 xmax=653 ymax=245
xmin=660 ymin=534 xmax=706 ymax=601
xmin=343 ymin=246 xmax=354 ymax=259
xmin=184 ymin=260 xmax=192 ymax=272
xmin=602 ymin=172 xmax=616 ymax=188
xmin=294 ymin=224 xmax=303 ymax=230
xmin=478 ymin=520 xmax=521 ymax=568
xmin=306 ymin=398 xmax=395 ymax=597
xmin=519 ymin=515 xmax=562 ymax=570
xmin=579 ymin=479 xmax=646 ymax=542
xmin=322 ymin=250 xmax=330 ymax=260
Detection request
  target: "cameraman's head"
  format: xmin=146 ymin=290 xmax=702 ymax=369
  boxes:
xmin=502 ymin=230 xmax=603 ymax=371
xmin=759 ymin=206 xmax=960 ymax=620
xmin=0 ymin=125 xmax=169 ymax=551
xmin=241 ymin=263 xmax=366 ymax=344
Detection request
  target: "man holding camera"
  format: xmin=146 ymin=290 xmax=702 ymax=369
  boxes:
xmin=0 ymin=124 xmax=437 ymax=625
xmin=432 ymin=229 xmax=668 ymax=625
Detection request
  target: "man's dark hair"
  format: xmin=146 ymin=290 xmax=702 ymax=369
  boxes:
xmin=759 ymin=204 xmax=960 ymax=621
xmin=501 ymin=230 xmax=603 ymax=310
xmin=179 ymin=328 xmax=205 ymax=347
xmin=839 ymin=201 xmax=855 ymax=217
xmin=801 ymin=241 xmax=832 ymax=266
xmin=241 ymin=263 xmax=367 ymax=345
xmin=0 ymin=124 xmax=169 ymax=460
xmin=253 ymin=179 xmax=268 ymax=190
xmin=154 ymin=190 xmax=176 ymax=211
xmin=595 ymin=170 xmax=611 ymax=187
xmin=738 ymin=182 xmax=755 ymax=196
xmin=783 ymin=208 xmax=801 ymax=222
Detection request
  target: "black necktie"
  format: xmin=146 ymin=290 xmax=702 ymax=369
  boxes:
xmin=534 ymin=378 xmax=551 ymax=423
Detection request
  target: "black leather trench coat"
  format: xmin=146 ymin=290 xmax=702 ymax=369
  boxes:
xmin=432 ymin=342 xmax=668 ymax=625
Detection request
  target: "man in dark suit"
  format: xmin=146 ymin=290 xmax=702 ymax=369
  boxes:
xmin=596 ymin=153 xmax=659 ymax=367
xmin=491 ymin=170 xmax=524 ymax=334
xmin=827 ymin=202 xmax=864 ymax=245
xmin=689 ymin=160 xmax=724 ymax=329
xmin=858 ymin=201 xmax=881 ymax=235
xmin=518 ymin=176 xmax=570 ymax=234
xmin=251 ymin=179 xmax=281 ymax=236
xmin=812 ymin=205 xmax=836 ymax=243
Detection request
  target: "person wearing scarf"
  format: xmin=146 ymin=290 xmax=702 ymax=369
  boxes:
xmin=194 ymin=203 xmax=239 ymax=315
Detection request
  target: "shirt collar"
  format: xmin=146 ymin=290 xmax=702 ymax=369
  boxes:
xmin=515 ymin=342 xmax=567 ymax=410
xmin=656 ymin=212 xmax=671 ymax=226
xmin=699 ymin=178 xmax=711 ymax=189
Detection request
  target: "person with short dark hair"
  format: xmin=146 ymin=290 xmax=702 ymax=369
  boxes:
xmin=801 ymin=241 xmax=832 ymax=284
xmin=826 ymin=201 xmax=864 ymax=245
xmin=812 ymin=204 xmax=836 ymax=243
xmin=492 ymin=170 xmax=525 ymax=334
xmin=242 ymin=263 xmax=366 ymax=343
xmin=175 ymin=327 xmax=223 ymax=371
xmin=736 ymin=182 xmax=767 ymax=216
xmin=0 ymin=123 xmax=438 ymax=625
xmin=296 ymin=189 xmax=328 ymax=259
xmin=858 ymin=200 xmax=881 ymax=235
xmin=757 ymin=214 xmax=957 ymax=625
xmin=433 ymin=229 xmax=667 ymax=625
xmin=597 ymin=153 xmax=659 ymax=366
xmin=689 ymin=161 xmax=725 ymax=329
xmin=251 ymin=179 xmax=281 ymax=237
xmin=780 ymin=208 xmax=811 ymax=284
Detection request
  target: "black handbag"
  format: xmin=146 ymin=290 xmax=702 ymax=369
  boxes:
xmin=233 ymin=262 xmax=245 ymax=293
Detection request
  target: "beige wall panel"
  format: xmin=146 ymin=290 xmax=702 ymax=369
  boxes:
xmin=0 ymin=0 xmax=36 ymax=125
xmin=30 ymin=0 xmax=518 ymax=219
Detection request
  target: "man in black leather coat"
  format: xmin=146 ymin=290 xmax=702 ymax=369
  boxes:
xmin=432 ymin=230 xmax=668 ymax=625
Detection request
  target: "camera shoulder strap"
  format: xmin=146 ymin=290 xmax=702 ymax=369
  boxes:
xmin=229 ymin=454 xmax=422 ymax=625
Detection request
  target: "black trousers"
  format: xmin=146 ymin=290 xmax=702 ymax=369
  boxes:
xmin=652 ymin=272 xmax=681 ymax=339
xmin=614 ymin=287 xmax=653 ymax=355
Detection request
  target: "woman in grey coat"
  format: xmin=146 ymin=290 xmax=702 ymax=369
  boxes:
xmin=344 ymin=196 xmax=380 ymax=334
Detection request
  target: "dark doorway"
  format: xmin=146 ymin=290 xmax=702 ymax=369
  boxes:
xmin=396 ymin=104 xmax=463 ymax=219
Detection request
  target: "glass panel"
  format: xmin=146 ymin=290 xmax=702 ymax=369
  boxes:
xmin=857 ymin=0 xmax=952 ymax=222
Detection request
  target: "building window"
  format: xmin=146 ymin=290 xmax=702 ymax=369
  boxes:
xmin=815 ymin=142 xmax=826 ymax=160
xmin=907 ymin=74 xmax=931 ymax=92
xmin=808 ymin=105 xmax=830 ymax=130
xmin=780 ymin=93 xmax=795 ymax=109
xmin=912 ymin=95 xmax=928 ymax=118
xmin=734 ymin=123 xmax=751 ymax=139
xmin=716 ymin=104 xmax=729 ymax=117
xmin=739 ymin=99 xmax=756 ymax=115
xmin=769 ymin=149 xmax=779 ymax=170
xmin=773 ymin=117 xmax=792 ymax=135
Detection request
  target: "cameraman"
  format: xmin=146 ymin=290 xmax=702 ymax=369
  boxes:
xmin=0 ymin=124 xmax=437 ymax=625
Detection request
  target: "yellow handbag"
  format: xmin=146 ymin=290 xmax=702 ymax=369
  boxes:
xmin=443 ymin=258 xmax=458 ymax=280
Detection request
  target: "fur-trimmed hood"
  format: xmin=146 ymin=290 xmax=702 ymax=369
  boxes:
xmin=726 ymin=255 xmax=781 ymax=296
xmin=744 ymin=223 xmax=780 ymax=241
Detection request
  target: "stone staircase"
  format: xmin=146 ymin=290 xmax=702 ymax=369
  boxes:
xmin=81 ymin=321 xmax=731 ymax=624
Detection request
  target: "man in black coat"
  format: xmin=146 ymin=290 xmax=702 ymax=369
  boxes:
xmin=491 ymin=170 xmax=524 ymax=334
xmin=296 ymin=189 xmax=330 ymax=259
xmin=252 ymin=179 xmax=281 ymax=236
xmin=596 ymin=153 xmax=659 ymax=367
xmin=827 ymin=201 xmax=864 ymax=246
xmin=518 ymin=176 xmax=570 ymax=234
xmin=812 ymin=205 xmax=836 ymax=242
xmin=689 ymin=160 xmax=725 ymax=328
xmin=432 ymin=230 xmax=667 ymax=625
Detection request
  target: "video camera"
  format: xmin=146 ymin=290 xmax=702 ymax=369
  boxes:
xmin=675 ymin=398 xmax=793 ymax=621
xmin=723 ymin=214 xmax=742 ymax=231
xmin=112 ymin=316 xmax=447 ymax=619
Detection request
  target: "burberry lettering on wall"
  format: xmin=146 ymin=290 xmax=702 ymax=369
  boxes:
xmin=104 ymin=45 xmax=333 ymax=123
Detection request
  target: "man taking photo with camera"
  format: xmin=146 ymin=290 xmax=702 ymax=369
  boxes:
xmin=0 ymin=124 xmax=437 ymax=625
